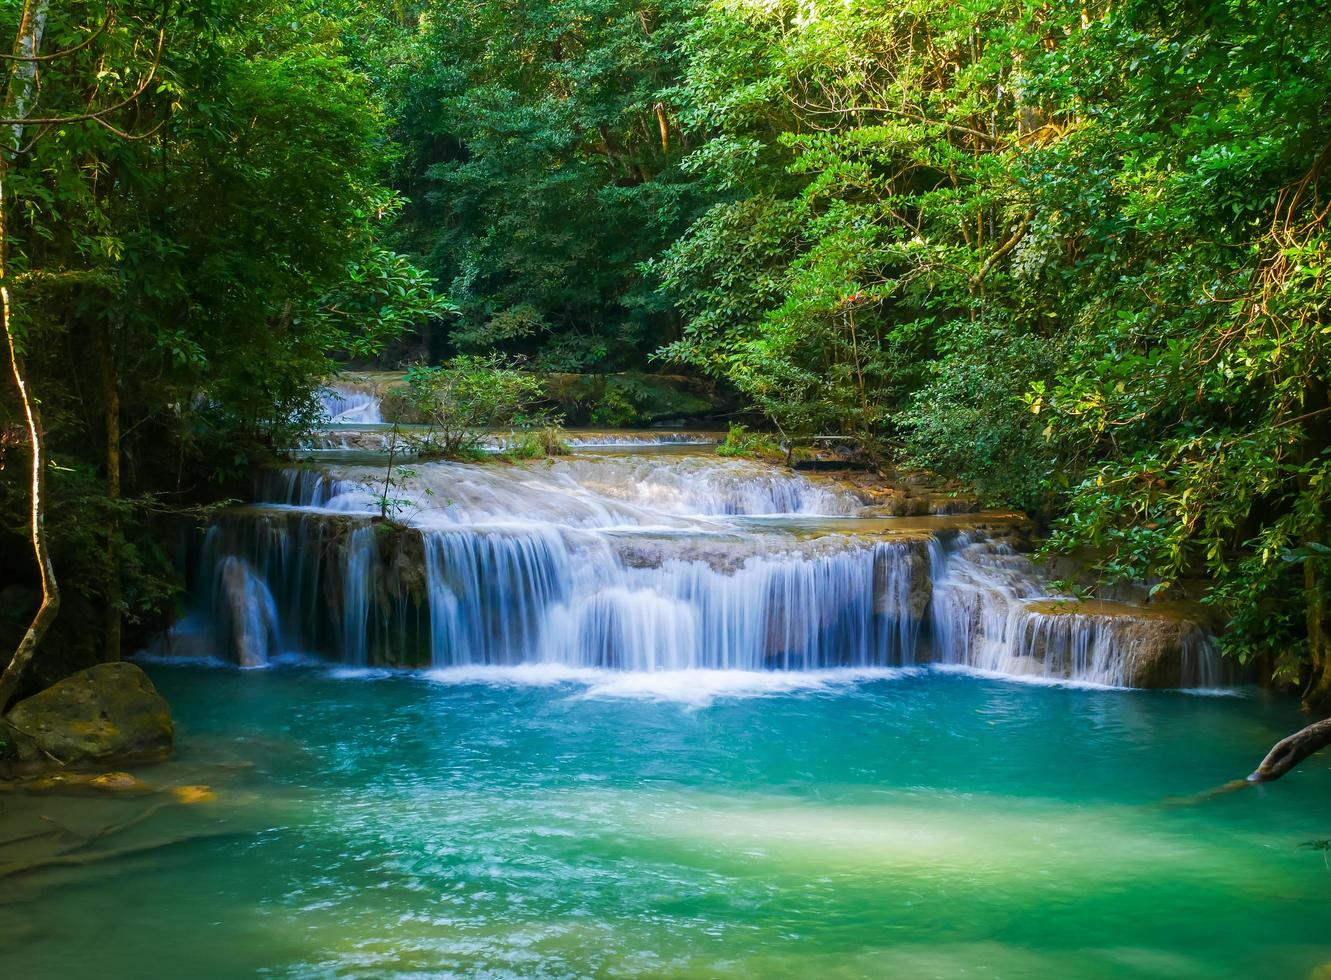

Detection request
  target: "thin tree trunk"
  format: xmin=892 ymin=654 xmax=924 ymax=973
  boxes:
xmin=0 ymin=0 xmax=59 ymax=711
xmin=654 ymin=102 xmax=669 ymax=154
xmin=7 ymin=0 xmax=47 ymax=147
xmin=98 ymin=322 xmax=122 ymax=661
xmin=1304 ymin=562 xmax=1331 ymax=712
xmin=845 ymin=309 xmax=876 ymax=463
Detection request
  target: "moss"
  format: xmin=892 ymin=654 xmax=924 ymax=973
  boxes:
xmin=503 ymin=427 xmax=571 ymax=459
xmin=2 ymin=663 xmax=173 ymax=775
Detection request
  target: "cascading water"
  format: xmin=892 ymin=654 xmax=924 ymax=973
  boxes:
xmin=215 ymin=556 xmax=281 ymax=668
xmin=160 ymin=437 xmax=1228 ymax=688
xmin=319 ymin=382 xmax=383 ymax=424
xmin=925 ymin=536 xmax=1228 ymax=687
xmin=340 ymin=526 xmax=377 ymax=665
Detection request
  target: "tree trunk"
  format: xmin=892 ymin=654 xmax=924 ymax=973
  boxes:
xmin=97 ymin=322 xmax=122 ymax=661
xmin=1304 ymin=561 xmax=1331 ymax=712
xmin=0 ymin=0 xmax=60 ymax=711
xmin=6 ymin=0 xmax=47 ymax=147
xmin=0 ymin=290 xmax=59 ymax=710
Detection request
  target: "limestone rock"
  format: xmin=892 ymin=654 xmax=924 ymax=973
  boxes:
xmin=1017 ymin=599 xmax=1220 ymax=688
xmin=3 ymin=662 xmax=173 ymax=772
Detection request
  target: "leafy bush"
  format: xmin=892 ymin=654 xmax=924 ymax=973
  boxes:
xmin=588 ymin=384 xmax=641 ymax=427
xmin=715 ymin=424 xmax=782 ymax=461
xmin=899 ymin=318 xmax=1064 ymax=512
xmin=505 ymin=427 xmax=572 ymax=459
xmin=402 ymin=357 xmax=557 ymax=458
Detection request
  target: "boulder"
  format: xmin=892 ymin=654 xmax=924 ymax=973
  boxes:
xmin=2 ymin=662 xmax=173 ymax=773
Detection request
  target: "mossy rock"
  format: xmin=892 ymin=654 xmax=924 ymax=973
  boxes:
xmin=1020 ymin=599 xmax=1216 ymax=688
xmin=2 ymin=662 xmax=173 ymax=774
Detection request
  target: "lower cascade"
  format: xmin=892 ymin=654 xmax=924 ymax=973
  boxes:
xmin=158 ymin=444 xmax=1226 ymax=688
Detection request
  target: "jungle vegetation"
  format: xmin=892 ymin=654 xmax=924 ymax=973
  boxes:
xmin=2 ymin=0 xmax=1331 ymax=711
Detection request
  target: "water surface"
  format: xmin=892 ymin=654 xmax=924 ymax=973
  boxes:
xmin=3 ymin=665 xmax=1330 ymax=978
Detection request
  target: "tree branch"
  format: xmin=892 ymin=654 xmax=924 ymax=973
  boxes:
xmin=1248 ymin=716 xmax=1331 ymax=783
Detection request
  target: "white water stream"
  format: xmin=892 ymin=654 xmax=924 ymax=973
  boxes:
xmin=157 ymin=416 xmax=1226 ymax=689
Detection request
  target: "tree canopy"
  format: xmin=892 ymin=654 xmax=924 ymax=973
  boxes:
xmin=3 ymin=0 xmax=1331 ymax=708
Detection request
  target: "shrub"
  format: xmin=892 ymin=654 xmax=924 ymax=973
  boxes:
xmin=403 ymin=356 xmax=556 ymax=458
xmin=715 ymin=423 xmax=782 ymax=460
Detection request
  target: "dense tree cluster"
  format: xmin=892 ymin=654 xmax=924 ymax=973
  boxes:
xmin=649 ymin=0 xmax=1331 ymax=703
xmin=385 ymin=0 xmax=1331 ymax=702
xmin=0 ymin=0 xmax=444 ymax=699
xmin=384 ymin=0 xmax=706 ymax=369
xmin=3 ymin=0 xmax=1331 ymax=707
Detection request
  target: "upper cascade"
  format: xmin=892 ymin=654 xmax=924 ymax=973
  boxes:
xmin=299 ymin=429 xmax=722 ymax=455
xmin=318 ymin=382 xmax=383 ymax=424
xmin=159 ymin=444 xmax=1228 ymax=689
xmin=259 ymin=453 xmax=867 ymax=527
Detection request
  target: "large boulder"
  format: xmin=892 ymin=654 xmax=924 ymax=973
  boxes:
xmin=2 ymin=662 xmax=173 ymax=773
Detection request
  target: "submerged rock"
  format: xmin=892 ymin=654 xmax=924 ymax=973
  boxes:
xmin=2 ymin=662 xmax=173 ymax=774
xmin=7 ymin=770 xmax=154 ymax=795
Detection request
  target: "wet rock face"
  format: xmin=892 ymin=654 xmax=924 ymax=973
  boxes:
xmin=2 ymin=663 xmax=173 ymax=774
xmin=1016 ymin=600 xmax=1219 ymax=688
xmin=816 ymin=467 xmax=982 ymax=517
xmin=872 ymin=539 xmax=933 ymax=620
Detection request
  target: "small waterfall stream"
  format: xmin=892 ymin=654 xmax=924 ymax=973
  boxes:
xmin=158 ymin=429 xmax=1227 ymax=688
xmin=318 ymin=382 xmax=383 ymax=424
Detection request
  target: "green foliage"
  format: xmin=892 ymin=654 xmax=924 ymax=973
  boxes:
xmin=384 ymin=0 xmax=709 ymax=368
xmin=0 ymin=0 xmax=446 ymax=659
xmin=7 ymin=0 xmax=1331 ymax=698
xmin=505 ymin=428 xmax=573 ymax=460
xmin=372 ymin=430 xmax=428 ymax=522
xmin=649 ymin=0 xmax=1331 ymax=690
xmin=587 ymin=385 xmax=642 ymax=428
xmin=714 ymin=424 xmax=780 ymax=461
xmin=542 ymin=370 xmax=721 ymax=426
xmin=402 ymin=357 xmax=555 ymax=458
xmin=898 ymin=317 xmax=1062 ymax=512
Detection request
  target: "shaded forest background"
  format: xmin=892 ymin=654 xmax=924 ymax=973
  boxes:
xmin=2 ymin=0 xmax=1330 ymax=707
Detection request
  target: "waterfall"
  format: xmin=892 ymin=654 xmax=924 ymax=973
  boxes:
xmin=215 ymin=556 xmax=281 ymax=668
xmin=928 ymin=535 xmax=1225 ymax=688
xmin=417 ymin=526 xmax=924 ymax=670
xmin=319 ymin=382 xmax=382 ymax=424
xmin=341 ymin=527 xmax=377 ymax=665
xmin=530 ymin=538 xmax=921 ymax=670
xmin=424 ymin=527 xmax=575 ymax=665
xmin=160 ymin=447 xmax=1228 ymax=688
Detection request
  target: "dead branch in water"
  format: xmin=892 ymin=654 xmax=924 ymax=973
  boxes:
xmin=1248 ymin=716 xmax=1331 ymax=783
xmin=1161 ymin=716 xmax=1331 ymax=806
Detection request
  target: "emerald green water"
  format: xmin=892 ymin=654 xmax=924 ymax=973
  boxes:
xmin=3 ymin=664 xmax=1330 ymax=978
